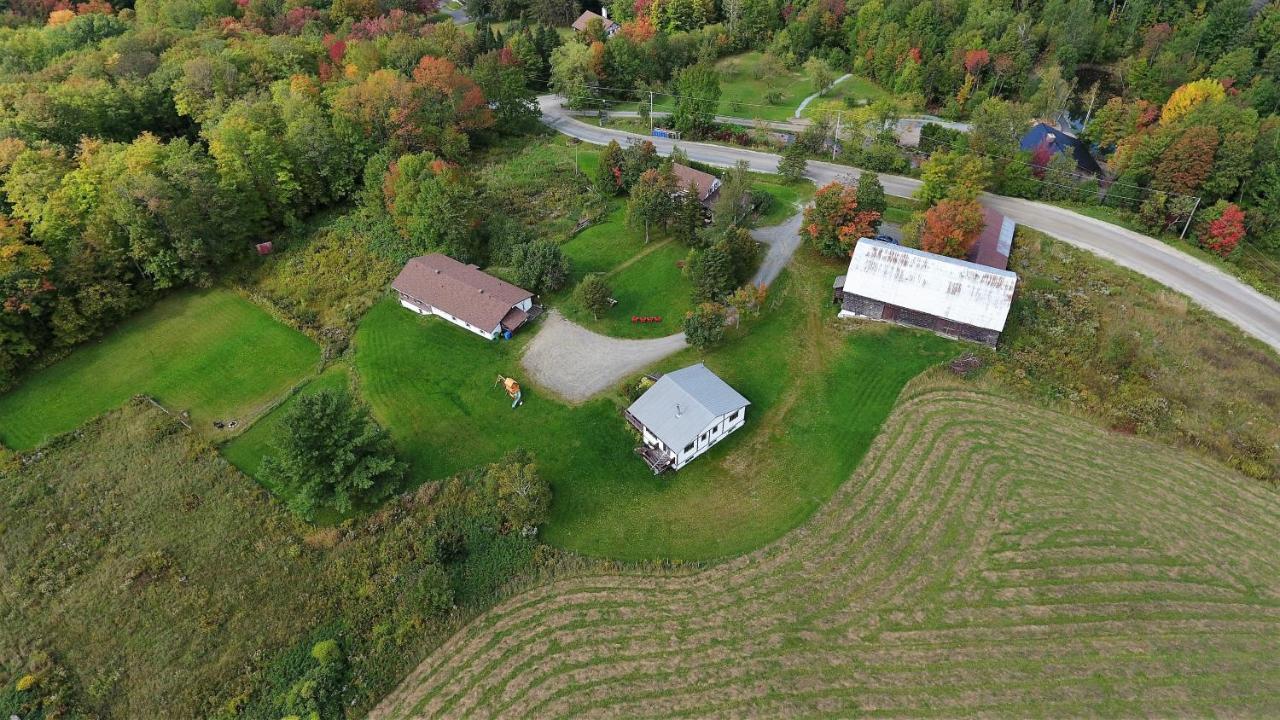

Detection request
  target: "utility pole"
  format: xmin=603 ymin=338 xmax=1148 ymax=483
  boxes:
xmin=649 ymin=91 xmax=655 ymax=132
xmin=1179 ymin=195 xmax=1202 ymax=242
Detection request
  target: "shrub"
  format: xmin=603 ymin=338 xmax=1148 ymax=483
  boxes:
xmin=509 ymin=239 xmax=570 ymax=294
xmin=1197 ymin=201 xmax=1246 ymax=257
xmin=574 ymin=273 xmax=612 ymax=319
xmin=683 ymin=302 xmax=727 ymax=351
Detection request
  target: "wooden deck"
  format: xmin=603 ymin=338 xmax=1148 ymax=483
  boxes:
xmin=635 ymin=445 xmax=675 ymax=474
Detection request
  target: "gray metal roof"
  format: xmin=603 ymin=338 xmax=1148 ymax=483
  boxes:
xmin=626 ymin=363 xmax=750 ymax=450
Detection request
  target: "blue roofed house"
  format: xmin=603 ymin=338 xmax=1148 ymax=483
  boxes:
xmin=1020 ymin=122 xmax=1103 ymax=177
xmin=623 ymin=364 xmax=750 ymax=474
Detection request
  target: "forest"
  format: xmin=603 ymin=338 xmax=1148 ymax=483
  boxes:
xmin=2 ymin=0 xmax=1278 ymax=387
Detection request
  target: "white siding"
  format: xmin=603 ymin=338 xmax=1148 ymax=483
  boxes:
xmin=399 ymin=297 xmax=499 ymax=340
xmin=671 ymin=406 xmax=747 ymax=470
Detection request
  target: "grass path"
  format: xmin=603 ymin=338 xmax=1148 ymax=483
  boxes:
xmin=0 ymin=289 xmax=319 ymax=450
xmin=371 ymin=383 xmax=1280 ymax=718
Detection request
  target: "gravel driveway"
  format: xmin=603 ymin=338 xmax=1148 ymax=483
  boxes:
xmin=752 ymin=206 xmax=806 ymax=286
xmin=521 ymin=311 xmax=687 ymax=404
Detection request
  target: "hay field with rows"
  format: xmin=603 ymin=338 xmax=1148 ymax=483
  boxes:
xmin=372 ymin=381 xmax=1280 ymax=719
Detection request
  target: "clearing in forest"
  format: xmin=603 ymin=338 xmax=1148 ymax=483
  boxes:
xmin=0 ymin=289 xmax=319 ymax=450
xmin=372 ymin=384 xmax=1280 ymax=719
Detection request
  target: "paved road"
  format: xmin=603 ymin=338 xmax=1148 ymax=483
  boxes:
xmin=540 ymin=95 xmax=1280 ymax=354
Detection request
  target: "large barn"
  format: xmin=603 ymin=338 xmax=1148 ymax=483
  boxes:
xmin=837 ymin=238 xmax=1018 ymax=347
xmin=391 ymin=254 xmax=536 ymax=340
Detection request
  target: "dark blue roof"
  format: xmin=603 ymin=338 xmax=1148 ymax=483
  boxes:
xmin=1019 ymin=123 xmax=1102 ymax=176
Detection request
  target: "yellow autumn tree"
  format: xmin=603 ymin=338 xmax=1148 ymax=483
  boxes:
xmin=1160 ymin=79 xmax=1225 ymax=125
xmin=47 ymin=8 xmax=75 ymax=25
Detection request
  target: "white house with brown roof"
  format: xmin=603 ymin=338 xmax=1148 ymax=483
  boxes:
xmin=392 ymin=254 xmax=535 ymax=340
xmin=671 ymin=162 xmax=721 ymax=209
xmin=571 ymin=9 xmax=620 ymax=36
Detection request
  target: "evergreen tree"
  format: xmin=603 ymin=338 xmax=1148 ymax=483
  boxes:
xmin=260 ymin=388 xmax=406 ymax=520
xmin=777 ymin=141 xmax=808 ymax=182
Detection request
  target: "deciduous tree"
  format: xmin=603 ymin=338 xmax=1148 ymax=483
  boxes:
xmin=574 ymin=272 xmax=612 ymax=319
xmin=682 ymin=301 xmax=727 ymax=350
xmin=919 ymin=198 xmax=985 ymax=258
xmin=802 ymin=182 xmax=882 ymax=258
xmin=672 ymin=62 xmax=720 ymax=136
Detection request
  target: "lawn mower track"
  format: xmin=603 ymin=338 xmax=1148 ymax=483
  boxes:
xmin=371 ymin=388 xmax=1280 ymax=719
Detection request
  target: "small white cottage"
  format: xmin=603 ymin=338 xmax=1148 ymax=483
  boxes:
xmin=623 ymin=363 xmax=750 ymax=474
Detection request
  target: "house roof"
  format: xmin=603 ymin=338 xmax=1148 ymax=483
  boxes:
xmin=968 ymin=206 xmax=1015 ymax=270
xmin=671 ymin=163 xmax=720 ymax=203
xmin=843 ymin=239 xmax=1018 ymax=332
xmin=627 ymin=363 xmax=750 ymax=450
xmin=571 ymin=10 xmax=619 ymax=32
xmin=392 ymin=253 xmax=533 ymax=332
xmin=1019 ymin=122 xmax=1103 ymax=176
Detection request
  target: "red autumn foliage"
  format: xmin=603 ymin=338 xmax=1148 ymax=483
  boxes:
xmin=908 ymin=47 xmax=922 ymax=64
xmin=1201 ymin=203 xmax=1246 ymax=257
xmin=1153 ymin=125 xmax=1219 ymax=195
xmin=1030 ymin=140 xmax=1053 ymax=178
xmin=326 ymin=37 xmax=347 ymax=63
xmin=280 ymin=6 xmax=321 ymax=34
xmin=802 ymin=182 xmax=882 ymax=258
xmin=963 ymin=48 xmax=990 ymax=75
xmin=411 ymin=56 xmax=493 ymax=132
xmin=920 ymin=198 xmax=985 ymax=259
xmin=619 ymin=17 xmax=657 ymax=43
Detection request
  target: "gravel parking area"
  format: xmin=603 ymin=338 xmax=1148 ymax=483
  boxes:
xmin=520 ymin=311 xmax=687 ymax=403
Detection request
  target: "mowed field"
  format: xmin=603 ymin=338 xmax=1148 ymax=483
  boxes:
xmin=0 ymin=289 xmax=319 ymax=450
xmin=372 ymin=385 xmax=1280 ymax=718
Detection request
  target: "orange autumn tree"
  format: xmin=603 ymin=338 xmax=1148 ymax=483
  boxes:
xmin=802 ymin=182 xmax=882 ymax=258
xmin=920 ymin=198 xmax=985 ymax=258
xmin=387 ymin=56 xmax=494 ymax=159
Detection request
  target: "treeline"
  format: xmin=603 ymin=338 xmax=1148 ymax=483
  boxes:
xmin=0 ymin=2 xmax=554 ymax=389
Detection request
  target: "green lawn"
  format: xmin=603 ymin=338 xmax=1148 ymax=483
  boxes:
xmin=349 ymin=251 xmax=954 ymax=560
xmin=800 ymin=75 xmax=889 ymax=118
xmin=0 ymin=289 xmax=319 ymax=451
xmin=615 ymin=52 xmax=816 ymax=122
xmin=561 ymin=239 xmax=694 ymax=338
xmin=753 ymin=176 xmax=815 ymax=225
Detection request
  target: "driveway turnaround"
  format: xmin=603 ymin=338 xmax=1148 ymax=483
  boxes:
xmin=540 ymin=96 xmax=1280 ymax=355
xmin=520 ymin=311 xmax=687 ymax=404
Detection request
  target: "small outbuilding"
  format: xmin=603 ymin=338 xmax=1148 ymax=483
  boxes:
xmin=623 ymin=363 xmax=750 ymax=474
xmin=837 ymin=238 xmax=1018 ymax=347
xmin=392 ymin=253 xmax=536 ymax=340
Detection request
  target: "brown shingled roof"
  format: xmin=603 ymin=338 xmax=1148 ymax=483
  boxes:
xmin=571 ymin=10 xmax=619 ymax=32
xmin=671 ymin=163 xmax=720 ymax=204
xmin=392 ymin=254 xmax=533 ymax=333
